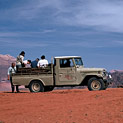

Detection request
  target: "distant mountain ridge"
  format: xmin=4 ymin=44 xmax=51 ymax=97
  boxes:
xmin=0 ymin=54 xmax=16 ymax=65
xmin=110 ymin=70 xmax=123 ymax=73
xmin=109 ymin=70 xmax=123 ymax=88
xmin=0 ymin=54 xmax=16 ymax=82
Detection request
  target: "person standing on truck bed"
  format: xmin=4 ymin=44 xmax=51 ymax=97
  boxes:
xmin=7 ymin=63 xmax=20 ymax=93
xmin=37 ymin=55 xmax=48 ymax=68
xmin=31 ymin=58 xmax=39 ymax=68
xmin=16 ymin=51 xmax=25 ymax=70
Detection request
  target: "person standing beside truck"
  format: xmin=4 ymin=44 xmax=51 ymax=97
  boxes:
xmin=16 ymin=51 xmax=25 ymax=70
xmin=7 ymin=63 xmax=19 ymax=93
xmin=37 ymin=55 xmax=48 ymax=68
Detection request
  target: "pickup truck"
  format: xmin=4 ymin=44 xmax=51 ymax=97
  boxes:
xmin=12 ymin=56 xmax=112 ymax=92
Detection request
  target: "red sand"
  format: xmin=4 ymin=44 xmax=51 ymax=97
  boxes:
xmin=0 ymin=88 xmax=123 ymax=123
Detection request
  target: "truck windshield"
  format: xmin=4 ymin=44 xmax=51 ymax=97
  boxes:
xmin=74 ymin=58 xmax=83 ymax=66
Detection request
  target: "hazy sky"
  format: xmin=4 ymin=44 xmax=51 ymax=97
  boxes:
xmin=0 ymin=0 xmax=123 ymax=71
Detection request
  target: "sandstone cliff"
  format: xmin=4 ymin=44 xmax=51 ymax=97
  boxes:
xmin=0 ymin=54 xmax=16 ymax=82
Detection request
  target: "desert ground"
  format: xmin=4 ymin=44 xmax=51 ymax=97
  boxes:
xmin=0 ymin=83 xmax=123 ymax=123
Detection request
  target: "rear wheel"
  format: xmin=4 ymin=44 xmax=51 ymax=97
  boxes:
xmin=88 ymin=77 xmax=105 ymax=91
xmin=29 ymin=81 xmax=44 ymax=92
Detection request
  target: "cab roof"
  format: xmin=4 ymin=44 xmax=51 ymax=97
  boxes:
xmin=54 ymin=56 xmax=81 ymax=59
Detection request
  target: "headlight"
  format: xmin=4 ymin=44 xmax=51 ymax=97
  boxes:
xmin=108 ymin=74 xmax=112 ymax=79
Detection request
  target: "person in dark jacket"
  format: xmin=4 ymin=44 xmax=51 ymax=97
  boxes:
xmin=31 ymin=58 xmax=39 ymax=68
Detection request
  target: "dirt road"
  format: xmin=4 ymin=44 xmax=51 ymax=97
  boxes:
xmin=0 ymin=88 xmax=123 ymax=123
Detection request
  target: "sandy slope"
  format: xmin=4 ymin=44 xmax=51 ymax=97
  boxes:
xmin=0 ymin=88 xmax=123 ymax=123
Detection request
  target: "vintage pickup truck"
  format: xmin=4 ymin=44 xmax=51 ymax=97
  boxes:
xmin=12 ymin=56 xmax=112 ymax=92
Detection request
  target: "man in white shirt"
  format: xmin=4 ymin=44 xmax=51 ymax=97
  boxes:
xmin=37 ymin=55 xmax=48 ymax=68
xmin=8 ymin=63 xmax=19 ymax=93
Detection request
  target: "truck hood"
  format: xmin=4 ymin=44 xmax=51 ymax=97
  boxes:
xmin=77 ymin=66 xmax=105 ymax=72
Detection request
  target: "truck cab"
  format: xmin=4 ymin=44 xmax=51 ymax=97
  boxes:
xmin=54 ymin=56 xmax=111 ymax=89
xmin=54 ymin=56 xmax=83 ymax=86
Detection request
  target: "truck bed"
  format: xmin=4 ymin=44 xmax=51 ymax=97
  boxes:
xmin=12 ymin=65 xmax=54 ymax=86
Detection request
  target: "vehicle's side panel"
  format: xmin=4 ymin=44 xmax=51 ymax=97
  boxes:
xmin=75 ymin=71 xmax=84 ymax=85
xmin=54 ymin=58 xmax=77 ymax=85
xmin=58 ymin=67 xmax=76 ymax=85
xmin=75 ymin=68 xmax=104 ymax=85
xmin=59 ymin=68 xmax=76 ymax=82
xmin=12 ymin=74 xmax=54 ymax=86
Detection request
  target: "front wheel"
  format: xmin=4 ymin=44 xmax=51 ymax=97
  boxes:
xmin=88 ymin=77 xmax=105 ymax=91
xmin=29 ymin=81 xmax=44 ymax=92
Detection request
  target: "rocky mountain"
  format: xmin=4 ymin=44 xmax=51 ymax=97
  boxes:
xmin=0 ymin=54 xmax=16 ymax=82
xmin=109 ymin=70 xmax=123 ymax=88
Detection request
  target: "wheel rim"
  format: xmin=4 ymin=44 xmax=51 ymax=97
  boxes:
xmin=32 ymin=82 xmax=40 ymax=92
xmin=91 ymin=80 xmax=101 ymax=90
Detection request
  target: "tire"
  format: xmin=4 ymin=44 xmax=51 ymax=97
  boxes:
xmin=88 ymin=77 xmax=105 ymax=91
xmin=29 ymin=80 xmax=44 ymax=92
xmin=44 ymin=86 xmax=54 ymax=92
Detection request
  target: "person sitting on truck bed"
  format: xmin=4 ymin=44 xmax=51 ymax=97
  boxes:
xmin=37 ymin=55 xmax=48 ymax=68
xmin=31 ymin=58 xmax=39 ymax=68
xmin=7 ymin=63 xmax=20 ymax=93
xmin=23 ymin=60 xmax=31 ymax=68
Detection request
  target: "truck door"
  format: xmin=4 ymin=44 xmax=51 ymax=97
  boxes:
xmin=57 ymin=58 xmax=76 ymax=85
